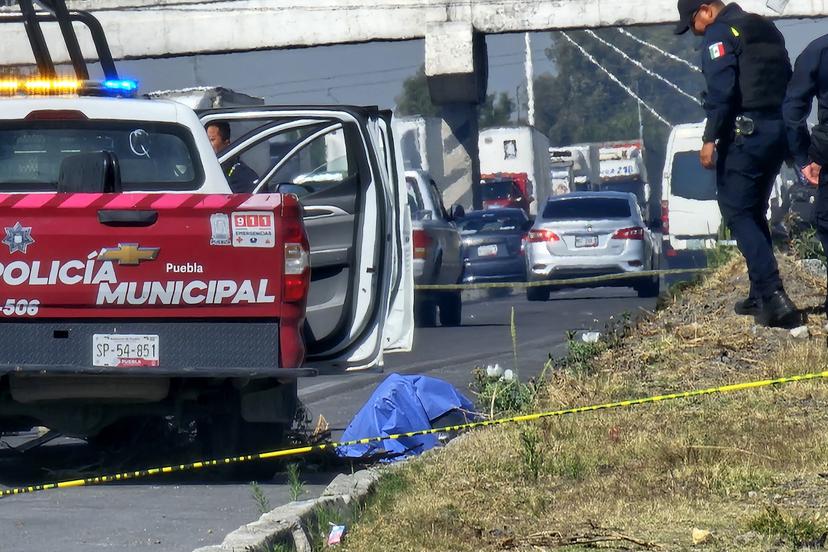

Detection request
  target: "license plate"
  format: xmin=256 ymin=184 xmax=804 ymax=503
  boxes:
xmin=93 ymin=334 xmax=160 ymax=368
xmin=575 ymin=235 xmax=599 ymax=248
xmin=478 ymin=244 xmax=498 ymax=257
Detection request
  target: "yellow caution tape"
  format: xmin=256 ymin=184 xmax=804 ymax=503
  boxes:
xmin=2 ymin=368 xmax=826 ymax=498
xmin=416 ymin=268 xmax=709 ymax=291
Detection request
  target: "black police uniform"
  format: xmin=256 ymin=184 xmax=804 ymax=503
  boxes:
xmin=783 ymin=33 xmax=828 ymax=313
xmin=699 ymin=4 xmax=792 ymax=311
xmin=224 ymin=158 xmax=260 ymax=194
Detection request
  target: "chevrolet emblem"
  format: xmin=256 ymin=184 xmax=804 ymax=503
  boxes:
xmin=99 ymin=243 xmax=159 ymax=266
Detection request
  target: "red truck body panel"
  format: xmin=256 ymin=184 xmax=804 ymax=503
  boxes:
xmin=0 ymin=193 xmax=291 ymax=319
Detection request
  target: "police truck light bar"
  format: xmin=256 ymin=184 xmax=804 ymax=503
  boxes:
xmin=0 ymin=78 xmax=139 ymax=97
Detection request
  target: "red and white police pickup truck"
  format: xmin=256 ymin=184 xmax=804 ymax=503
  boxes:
xmin=0 ymin=84 xmax=413 ymax=458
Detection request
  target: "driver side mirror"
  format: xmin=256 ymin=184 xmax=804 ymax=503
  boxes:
xmin=451 ymin=204 xmax=466 ymax=221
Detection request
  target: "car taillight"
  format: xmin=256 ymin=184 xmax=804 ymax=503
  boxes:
xmin=520 ymin=234 xmax=527 ymax=255
xmin=281 ymin=194 xmax=310 ymax=303
xmin=413 ymin=229 xmax=431 ymax=260
xmin=661 ymin=200 xmax=669 ymax=235
xmin=612 ymin=227 xmax=645 ymax=240
xmin=527 ymin=229 xmax=560 ymax=243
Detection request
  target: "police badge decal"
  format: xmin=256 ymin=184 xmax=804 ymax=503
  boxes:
xmin=2 ymin=222 xmax=35 ymax=254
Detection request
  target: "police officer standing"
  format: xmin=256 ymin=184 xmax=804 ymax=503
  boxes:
xmin=784 ymin=33 xmax=828 ymax=316
xmin=674 ymin=0 xmax=800 ymax=328
xmin=205 ymin=121 xmax=260 ymax=194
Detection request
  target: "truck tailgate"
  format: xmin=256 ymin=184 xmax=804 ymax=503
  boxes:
xmin=0 ymin=193 xmax=287 ymax=319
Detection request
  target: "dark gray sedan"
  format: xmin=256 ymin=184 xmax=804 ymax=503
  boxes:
xmin=459 ymin=208 xmax=531 ymax=284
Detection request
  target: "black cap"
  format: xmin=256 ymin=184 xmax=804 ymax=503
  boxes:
xmin=674 ymin=0 xmax=706 ymax=34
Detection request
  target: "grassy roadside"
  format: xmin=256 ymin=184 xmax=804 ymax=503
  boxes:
xmin=342 ymin=254 xmax=828 ymax=551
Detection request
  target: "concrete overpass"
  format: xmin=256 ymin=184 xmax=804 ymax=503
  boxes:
xmin=2 ymin=0 xmax=827 ymax=64
xmin=2 ymin=0 xmax=827 ymax=206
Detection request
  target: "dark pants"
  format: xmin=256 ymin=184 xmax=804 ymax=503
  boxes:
xmin=716 ymin=117 xmax=785 ymax=300
xmin=815 ymin=171 xmax=828 ymax=313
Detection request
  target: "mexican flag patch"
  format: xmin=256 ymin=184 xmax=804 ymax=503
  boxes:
xmin=709 ymin=42 xmax=726 ymax=60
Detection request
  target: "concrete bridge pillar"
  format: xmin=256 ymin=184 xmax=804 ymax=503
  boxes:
xmin=425 ymin=20 xmax=488 ymax=210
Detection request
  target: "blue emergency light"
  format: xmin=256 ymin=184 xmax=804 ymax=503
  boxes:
xmin=102 ymin=79 xmax=138 ymax=93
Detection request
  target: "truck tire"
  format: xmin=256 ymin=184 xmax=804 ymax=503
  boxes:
xmin=526 ymin=286 xmax=550 ymax=302
xmin=634 ymin=276 xmax=660 ymax=298
xmin=438 ymin=291 xmax=462 ymax=327
xmin=200 ymin=418 xmax=285 ymax=481
xmin=415 ymin=298 xmax=438 ymax=327
xmin=198 ymin=388 xmax=288 ymax=481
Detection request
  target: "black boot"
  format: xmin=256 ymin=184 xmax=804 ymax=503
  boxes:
xmin=734 ymin=297 xmax=762 ymax=316
xmin=755 ymin=290 xmax=801 ymax=329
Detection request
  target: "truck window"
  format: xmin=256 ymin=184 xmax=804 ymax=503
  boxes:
xmin=266 ymin=127 xmax=354 ymax=197
xmin=0 ymin=121 xmax=201 ymax=191
xmin=671 ymin=151 xmax=717 ymax=201
xmin=542 ymin=198 xmax=631 ymax=220
xmin=481 ymin=180 xmax=515 ymax=201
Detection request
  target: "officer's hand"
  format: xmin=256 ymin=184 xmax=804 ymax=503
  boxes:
xmin=700 ymin=142 xmax=717 ymax=170
xmin=802 ymin=162 xmax=821 ymax=186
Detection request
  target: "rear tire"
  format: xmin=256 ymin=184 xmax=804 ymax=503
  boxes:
xmin=415 ymin=298 xmax=438 ymax=327
xmin=635 ymin=276 xmax=660 ymax=298
xmin=438 ymin=292 xmax=462 ymax=327
xmin=198 ymin=388 xmax=287 ymax=482
xmin=526 ymin=286 xmax=550 ymax=302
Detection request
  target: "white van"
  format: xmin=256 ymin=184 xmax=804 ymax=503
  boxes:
xmin=661 ymin=123 xmax=721 ymax=251
xmin=662 ymin=123 xmax=787 ymax=252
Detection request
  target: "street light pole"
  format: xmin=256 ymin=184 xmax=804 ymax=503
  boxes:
xmin=525 ymin=32 xmax=535 ymax=127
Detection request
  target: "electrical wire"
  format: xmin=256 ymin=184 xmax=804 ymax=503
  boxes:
xmin=254 ymin=52 xmax=550 ymax=97
xmin=616 ymin=28 xmax=701 ymax=73
xmin=560 ymin=32 xmax=672 ymax=127
xmin=584 ymin=29 xmax=701 ymax=106
xmin=243 ymin=48 xmax=549 ymax=93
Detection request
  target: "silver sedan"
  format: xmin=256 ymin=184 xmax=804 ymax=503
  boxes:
xmin=524 ymin=192 xmax=660 ymax=300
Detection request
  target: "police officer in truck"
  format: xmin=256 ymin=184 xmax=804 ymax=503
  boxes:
xmin=674 ymin=0 xmax=800 ymax=328
xmin=205 ymin=121 xmax=260 ymax=194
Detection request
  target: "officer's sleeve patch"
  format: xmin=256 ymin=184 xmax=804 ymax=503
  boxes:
xmin=708 ymin=42 xmax=726 ymax=60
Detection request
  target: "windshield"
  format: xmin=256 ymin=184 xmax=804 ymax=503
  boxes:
xmin=0 ymin=121 xmax=202 ymax=191
xmin=542 ymin=197 xmax=631 ymax=220
xmin=459 ymin=211 xmax=527 ymax=234
xmin=481 ymin=180 xmax=517 ymax=201
xmin=670 ymin=151 xmax=717 ymax=201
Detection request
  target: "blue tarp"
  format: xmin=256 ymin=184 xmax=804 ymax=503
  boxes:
xmin=337 ymin=373 xmax=476 ymax=461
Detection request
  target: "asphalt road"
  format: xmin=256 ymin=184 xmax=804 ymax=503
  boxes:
xmin=0 ymin=286 xmax=658 ymax=552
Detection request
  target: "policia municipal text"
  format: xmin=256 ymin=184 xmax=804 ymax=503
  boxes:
xmin=674 ymin=0 xmax=801 ymax=328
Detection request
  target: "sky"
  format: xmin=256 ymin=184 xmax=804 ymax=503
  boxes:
xmin=100 ymin=19 xmax=827 ymax=115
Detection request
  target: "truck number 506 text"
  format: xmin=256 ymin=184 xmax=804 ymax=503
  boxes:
xmin=2 ymin=299 xmax=40 ymax=316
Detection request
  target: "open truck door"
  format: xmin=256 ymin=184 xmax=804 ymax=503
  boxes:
xmin=200 ymin=107 xmax=413 ymax=373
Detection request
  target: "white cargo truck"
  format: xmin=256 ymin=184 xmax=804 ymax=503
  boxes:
xmin=478 ymin=126 xmax=551 ymax=215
